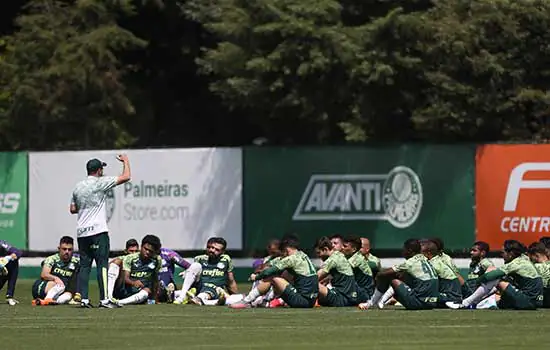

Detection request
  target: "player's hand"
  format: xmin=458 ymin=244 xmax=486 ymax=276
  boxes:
xmin=53 ymin=277 xmax=64 ymax=286
xmin=10 ymin=253 xmax=18 ymax=261
xmin=116 ymin=153 xmax=129 ymax=162
xmin=249 ymin=273 xmax=257 ymax=282
xmin=133 ymin=280 xmax=144 ymax=289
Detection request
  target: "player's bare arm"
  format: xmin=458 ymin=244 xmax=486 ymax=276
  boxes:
xmin=115 ymin=154 xmax=131 ymax=185
xmin=40 ymin=264 xmax=63 ymax=286
xmin=123 ymin=270 xmax=143 ymax=289
xmin=377 ymin=267 xmax=398 ymax=280
xmin=317 ymin=269 xmax=329 ymax=281
xmin=227 ymin=272 xmax=238 ymax=294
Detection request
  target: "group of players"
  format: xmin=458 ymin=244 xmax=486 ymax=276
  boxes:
xmin=2 ymin=232 xmax=549 ymax=310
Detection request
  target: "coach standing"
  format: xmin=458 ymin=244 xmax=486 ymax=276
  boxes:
xmin=70 ymin=154 xmax=131 ymax=308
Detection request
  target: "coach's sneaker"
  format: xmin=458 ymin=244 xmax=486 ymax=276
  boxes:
xmin=80 ymin=300 xmax=94 ymax=308
xmin=6 ymin=297 xmax=18 ymax=306
xmin=166 ymin=283 xmax=176 ymax=303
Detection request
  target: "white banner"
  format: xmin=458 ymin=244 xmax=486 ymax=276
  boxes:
xmin=29 ymin=148 xmax=242 ymax=250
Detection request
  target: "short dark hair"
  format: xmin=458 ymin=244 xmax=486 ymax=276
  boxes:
xmin=421 ymin=239 xmax=438 ymax=255
xmin=330 ymin=234 xmax=344 ymax=241
xmin=503 ymin=239 xmax=526 ymax=258
xmin=429 ymin=237 xmax=444 ymax=252
xmin=473 ymin=241 xmax=490 ymax=253
xmin=142 ymin=234 xmax=161 ymax=252
xmin=207 ymin=237 xmax=227 ymax=250
xmin=528 ymin=242 xmax=548 ymax=256
xmin=343 ymin=235 xmax=362 ymax=251
xmin=59 ymin=236 xmax=74 ymax=245
xmin=315 ymin=236 xmax=333 ymax=250
xmin=281 ymin=234 xmax=300 ymax=250
xmin=404 ymin=238 xmax=421 ymax=254
xmin=125 ymin=238 xmax=139 ymax=249
xmin=539 ymin=237 xmax=550 ymax=248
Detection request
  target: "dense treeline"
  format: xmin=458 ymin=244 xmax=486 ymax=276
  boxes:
xmin=0 ymin=0 xmax=549 ymax=150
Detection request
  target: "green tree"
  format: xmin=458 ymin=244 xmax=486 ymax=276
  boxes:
xmin=0 ymin=0 xmax=146 ymax=150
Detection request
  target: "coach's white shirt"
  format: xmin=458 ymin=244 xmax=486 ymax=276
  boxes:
xmin=71 ymin=176 xmax=117 ymax=238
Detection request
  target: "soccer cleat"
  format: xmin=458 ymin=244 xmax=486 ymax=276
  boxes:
xmin=72 ymin=293 xmax=82 ymax=303
xmin=215 ymin=287 xmax=227 ymax=306
xmin=267 ymin=298 xmax=285 ymax=308
xmin=32 ymin=298 xmax=43 ymax=306
xmin=229 ymin=302 xmax=251 ymax=309
xmin=99 ymin=299 xmax=121 ymax=308
xmin=445 ymin=301 xmax=465 ymax=309
xmin=189 ymin=296 xmax=204 ymax=305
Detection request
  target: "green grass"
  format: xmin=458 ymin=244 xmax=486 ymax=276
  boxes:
xmin=2 ymin=280 xmax=550 ymax=349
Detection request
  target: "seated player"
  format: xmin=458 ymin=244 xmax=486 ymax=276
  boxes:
xmin=360 ymin=237 xmax=381 ymax=277
xmin=330 ymin=235 xmax=344 ymax=251
xmin=527 ymin=242 xmax=550 ymax=308
xmin=315 ymin=236 xmax=358 ymax=307
xmin=157 ymin=247 xmax=190 ymax=303
xmin=106 ymin=238 xmax=139 ymax=301
xmin=31 ymin=236 xmax=80 ymax=305
xmin=447 ymin=240 xmax=543 ymax=310
xmin=173 ymin=237 xmax=239 ymax=306
xmin=230 ymin=235 xmax=319 ymax=309
xmin=464 ymin=241 xmax=494 ymax=298
xmin=113 ymin=235 xmax=162 ymax=306
xmin=342 ymin=236 xmax=374 ymax=303
xmin=359 ymin=238 xmax=438 ymax=310
xmin=421 ymin=240 xmax=462 ymax=307
xmin=0 ymin=240 xmax=22 ymax=305
xmin=248 ymin=239 xmax=283 ymax=307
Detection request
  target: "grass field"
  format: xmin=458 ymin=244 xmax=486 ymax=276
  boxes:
xmin=2 ymin=280 xmax=550 ymax=349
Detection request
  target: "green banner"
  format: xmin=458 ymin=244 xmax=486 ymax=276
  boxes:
xmin=0 ymin=152 xmax=28 ymax=248
xmin=243 ymin=146 xmax=475 ymax=251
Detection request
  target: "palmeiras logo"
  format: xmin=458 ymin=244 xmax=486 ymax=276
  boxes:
xmin=106 ymin=189 xmax=115 ymax=223
xmin=292 ymin=166 xmax=423 ymax=229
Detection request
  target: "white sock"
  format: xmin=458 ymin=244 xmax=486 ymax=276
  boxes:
xmin=202 ymin=299 xmax=219 ymax=306
xmin=462 ymin=280 xmax=499 ymax=307
xmin=107 ymin=263 xmax=120 ymax=299
xmin=118 ymin=289 xmax=149 ymax=305
xmin=174 ymin=290 xmax=183 ymax=299
xmin=227 ymin=294 xmax=245 ymax=305
xmin=176 ymin=263 xmax=202 ymax=301
xmin=56 ymin=292 xmax=72 ymax=304
xmin=243 ymin=287 xmax=262 ymax=303
xmin=46 ymin=284 xmax=65 ymax=300
xmin=368 ymin=287 xmax=385 ymax=306
xmin=381 ymin=287 xmax=395 ymax=305
xmin=265 ymin=288 xmax=275 ymax=302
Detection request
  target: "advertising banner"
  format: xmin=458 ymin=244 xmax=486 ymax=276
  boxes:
xmin=476 ymin=144 xmax=550 ymax=248
xmin=244 ymin=146 xmax=475 ymax=251
xmin=0 ymin=152 xmax=28 ymax=248
xmin=29 ymin=148 xmax=242 ymax=250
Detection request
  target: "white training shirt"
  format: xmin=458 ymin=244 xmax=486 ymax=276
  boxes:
xmin=71 ymin=176 xmax=118 ymax=238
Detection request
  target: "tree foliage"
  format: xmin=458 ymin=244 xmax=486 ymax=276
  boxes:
xmin=1 ymin=0 xmax=550 ymax=150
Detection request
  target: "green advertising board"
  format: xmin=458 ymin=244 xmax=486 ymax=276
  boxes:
xmin=243 ymin=146 xmax=475 ymax=251
xmin=0 ymin=152 xmax=28 ymax=248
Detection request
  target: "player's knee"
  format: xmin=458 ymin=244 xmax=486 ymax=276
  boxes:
xmin=497 ymin=281 xmax=508 ymax=291
xmin=187 ymin=262 xmax=202 ymax=279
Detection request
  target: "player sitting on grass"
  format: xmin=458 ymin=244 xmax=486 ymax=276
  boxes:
xmin=173 ymin=237 xmax=239 ymax=306
xmin=358 ymin=238 xmax=438 ymax=310
xmin=342 ymin=236 xmax=374 ymax=303
xmin=230 ymin=235 xmax=319 ymax=309
xmin=314 ymin=236 xmax=358 ymax=307
xmin=247 ymin=239 xmax=283 ymax=307
xmin=360 ymin=237 xmax=381 ymax=277
xmin=0 ymin=240 xmax=22 ymax=306
xmin=463 ymin=241 xmax=494 ymax=299
xmin=157 ymin=247 xmax=190 ymax=303
xmin=106 ymin=238 xmax=139 ymax=301
xmin=32 ymin=236 xmax=80 ymax=306
xmin=421 ymin=240 xmax=462 ymax=307
xmin=527 ymin=242 xmax=550 ymax=308
xmin=113 ymin=235 xmax=162 ymax=306
xmin=447 ymin=240 xmax=543 ymax=310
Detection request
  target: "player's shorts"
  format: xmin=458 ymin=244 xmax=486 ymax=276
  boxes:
xmin=319 ymin=288 xmax=357 ymax=307
xmin=394 ymin=283 xmax=437 ymax=310
xmin=280 ymin=284 xmax=317 ymax=308
xmin=195 ymin=282 xmax=222 ymax=299
xmin=543 ymin=288 xmax=550 ymax=308
xmin=357 ymin=286 xmax=373 ymax=303
xmin=32 ymin=280 xmax=48 ymax=299
xmin=498 ymin=284 xmax=540 ymax=310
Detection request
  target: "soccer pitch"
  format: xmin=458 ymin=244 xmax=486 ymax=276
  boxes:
xmin=2 ymin=281 xmax=550 ymax=350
